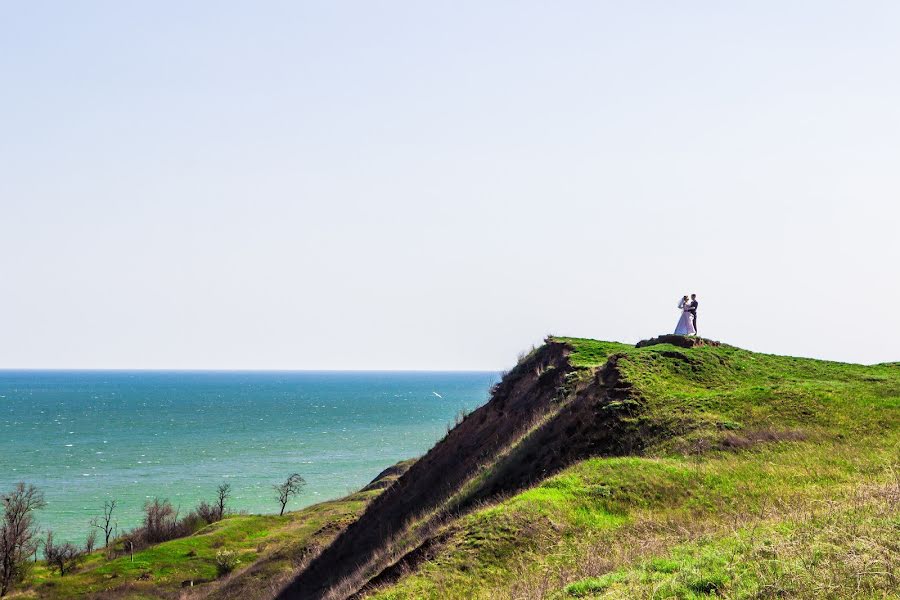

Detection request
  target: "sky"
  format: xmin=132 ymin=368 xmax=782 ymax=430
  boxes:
xmin=1 ymin=1 xmax=899 ymax=370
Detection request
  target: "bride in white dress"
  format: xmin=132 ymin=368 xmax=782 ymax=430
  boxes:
xmin=674 ymin=295 xmax=696 ymax=335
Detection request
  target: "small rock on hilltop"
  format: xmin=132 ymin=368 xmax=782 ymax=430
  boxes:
xmin=635 ymin=335 xmax=721 ymax=349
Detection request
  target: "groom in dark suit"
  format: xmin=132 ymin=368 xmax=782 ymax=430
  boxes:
xmin=688 ymin=294 xmax=699 ymax=334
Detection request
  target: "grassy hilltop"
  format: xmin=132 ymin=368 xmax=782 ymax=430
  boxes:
xmin=354 ymin=337 xmax=899 ymax=599
xmin=12 ymin=337 xmax=900 ymax=599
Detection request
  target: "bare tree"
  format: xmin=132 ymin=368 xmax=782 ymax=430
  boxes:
xmin=143 ymin=498 xmax=177 ymax=543
xmin=195 ymin=482 xmax=233 ymax=525
xmin=215 ymin=483 xmax=231 ymax=520
xmin=91 ymin=500 xmax=117 ymax=548
xmin=85 ymin=528 xmax=97 ymax=554
xmin=43 ymin=531 xmax=82 ymax=577
xmin=273 ymin=474 xmax=305 ymax=516
xmin=1 ymin=483 xmax=46 ymax=597
xmin=42 ymin=531 xmax=54 ymax=567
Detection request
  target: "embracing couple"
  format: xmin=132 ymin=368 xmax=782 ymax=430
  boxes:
xmin=675 ymin=294 xmax=699 ymax=336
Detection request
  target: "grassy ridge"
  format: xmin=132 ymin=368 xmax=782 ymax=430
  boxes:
xmin=365 ymin=338 xmax=900 ymax=599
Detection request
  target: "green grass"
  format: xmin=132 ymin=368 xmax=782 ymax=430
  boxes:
xmin=18 ymin=484 xmax=390 ymax=598
xmin=568 ymin=488 xmax=900 ymax=599
xmin=366 ymin=338 xmax=900 ymax=600
xmin=562 ymin=572 xmax=626 ymax=597
xmin=551 ymin=338 xmax=632 ymax=369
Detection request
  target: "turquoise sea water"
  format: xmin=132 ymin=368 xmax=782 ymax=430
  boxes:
xmin=0 ymin=370 xmax=496 ymax=543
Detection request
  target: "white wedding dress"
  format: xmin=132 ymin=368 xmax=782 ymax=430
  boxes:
xmin=674 ymin=298 xmax=696 ymax=335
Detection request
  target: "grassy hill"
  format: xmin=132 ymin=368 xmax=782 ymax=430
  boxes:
xmin=13 ymin=337 xmax=899 ymax=599
xmin=281 ymin=336 xmax=899 ymax=599
xmin=355 ymin=337 xmax=899 ymax=599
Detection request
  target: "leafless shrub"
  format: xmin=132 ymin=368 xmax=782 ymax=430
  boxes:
xmin=85 ymin=528 xmax=97 ymax=554
xmin=143 ymin=498 xmax=178 ymax=544
xmin=191 ymin=482 xmax=234 ymax=527
xmin=196 ymin=501 xmax=220 ymax=525
xmin=43 ymin=531 xmax=83 ymax=576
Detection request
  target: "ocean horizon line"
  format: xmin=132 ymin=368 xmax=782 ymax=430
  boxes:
xmin=0 ymin=367 xmax=502 ymax=374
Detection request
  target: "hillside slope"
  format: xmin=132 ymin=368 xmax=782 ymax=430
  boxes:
xmin=18 ymin=462 xmax=414 ymax=599
xmin=278 ymin=337 xmax=900 ymax=600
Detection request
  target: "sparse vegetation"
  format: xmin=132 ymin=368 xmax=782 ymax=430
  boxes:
xmin=447 ymin=407 xmax=470 ymax=433
xmin=43 ymin=531 xmax=82 ymax=577
xmin=16 ymin=463 xmax=411 ymax=598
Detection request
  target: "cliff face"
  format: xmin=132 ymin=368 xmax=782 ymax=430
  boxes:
xmin=277 ymin=339 xmax=642 ymax=600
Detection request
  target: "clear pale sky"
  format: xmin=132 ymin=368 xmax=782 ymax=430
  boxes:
xmin=2 ymin=2 xmax=898 ymax=370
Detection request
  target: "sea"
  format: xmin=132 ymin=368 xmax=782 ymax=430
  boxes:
xmin=0 ymin=370 xmax=497 ymax=543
